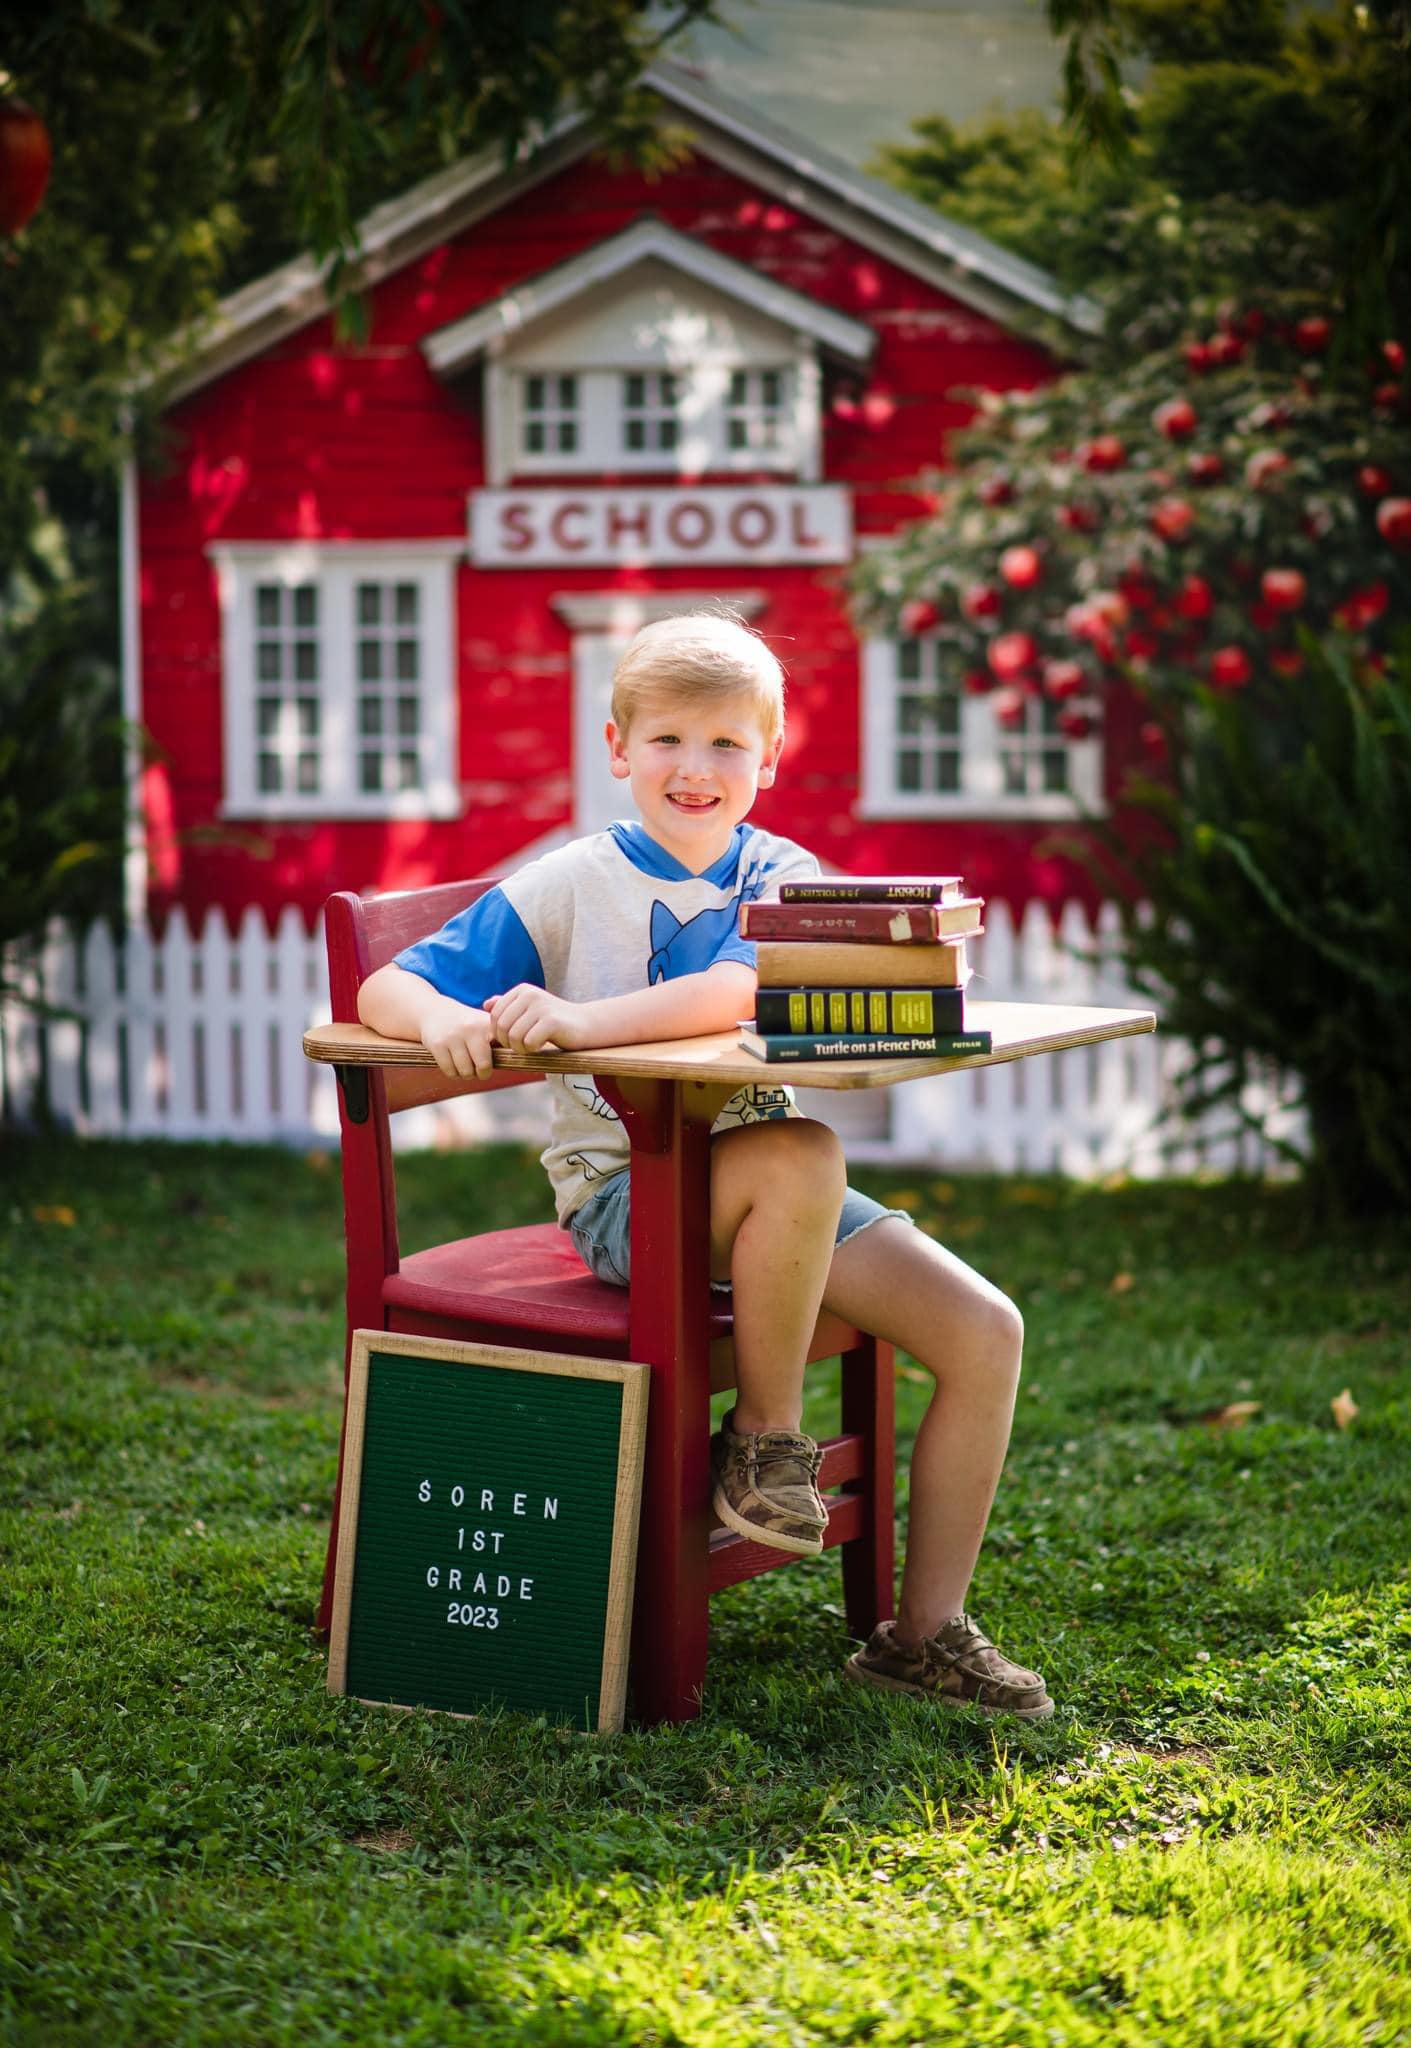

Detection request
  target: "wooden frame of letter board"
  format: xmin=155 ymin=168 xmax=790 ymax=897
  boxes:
xmin=328 ymin=1331 xmax=650 ymax=1734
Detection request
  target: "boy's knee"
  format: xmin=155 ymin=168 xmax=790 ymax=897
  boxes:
xmin=755 ymin=1116 xmax=846 ymax=1205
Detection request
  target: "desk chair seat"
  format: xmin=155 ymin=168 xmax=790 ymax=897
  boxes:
xmin=317 ymin=882 xmax=896 ymax=1723
xmin=382 ymin=1223 xmax=694 ymax=1347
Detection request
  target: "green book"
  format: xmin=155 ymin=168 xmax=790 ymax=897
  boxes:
xmin=738 ymin=1028 xmax=993 ymax=1064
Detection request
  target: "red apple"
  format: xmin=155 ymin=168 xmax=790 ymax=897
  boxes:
xmin=1246 ymin=449 xmax=1292 ymax=489
xmin=992 ymin=686 xmax=1027 ymax=729
xmin=962 ymin=668 xmax=994 ymax=695
xmin=1376 ymin=497 xmax=1411 ymax=548
xmin=1261 ymin=568 xmax=1306 ymax=612
xmin=962 ymin=582 xmax=1003 ymax=621
xmin=999 ymin=544 xmax=1042 ymax=589
xmin=1210 ymin=646 xmax=1253 ymax=690
xmin=1081 ymin=434 xmax=1126 ymax=473
xmin=979 ymin=476 xmax=1015 ymax=507
xmin=1207 ymin=332 xmax=1246 ymax=367
xmin=1057 ymin=710 xmax=1095 ymax=739
xmin=1183 ymin=340 xmax=1214 ymax=375
xmin=1042 ymin=658 xmax=1087 ymax=699
xmin=1337 ymin=582 xmax=1390 ymax=629
xmin=988 ymin=631 xmax=1039 ymax=680
xmin=1187 ymin=452 xmax=1225 ymax=486
xmin=1373 ymin=382 xmax=1404 ymax=412
xmin=1058 ymin=502 xmax=1099 ymax=532
xmin=1294 ymin=316 xmax=1332 ymax=355
xmin=899 ymin=598 xmax=942 ymax=636
xmin=1153 ymin=397 xmax=1198 ymax=440
xmin=1151 ymin=496 xmax=1195 ymax=543
xmin=1124 ymin=628 xmax=1161 ymax=662
xmin=1358 ymin=465 xmax=1395 ymax=498
xmin=1384 ymin=340 xmax=1406 ymax=373
xmin=0 ymin=98 xmax=52 ymax=237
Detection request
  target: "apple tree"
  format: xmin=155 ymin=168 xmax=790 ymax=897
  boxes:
xmin=850 ymin=209 xmax=1411 ymax=1210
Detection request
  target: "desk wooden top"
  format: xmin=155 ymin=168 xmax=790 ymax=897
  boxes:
xmin=303 ymin=1000 xmax=1155 ymax=1093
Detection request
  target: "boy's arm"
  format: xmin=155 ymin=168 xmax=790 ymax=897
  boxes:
xmin=358 ymin=962 xmax=497 ymax=1079
xmin=488 ymin=961 xmax=755 ymax=1054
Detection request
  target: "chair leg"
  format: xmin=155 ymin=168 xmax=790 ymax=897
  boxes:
xmin=839 ymin=1336 xmax=896 ymax=1640
xmin=315 ymin=1324 xmax=357 ymax=1634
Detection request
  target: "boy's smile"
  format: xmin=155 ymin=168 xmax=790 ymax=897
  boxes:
xmin=605 ymin=688 xmax=783 ymax=872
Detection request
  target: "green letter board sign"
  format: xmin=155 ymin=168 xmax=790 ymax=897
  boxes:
xmin=328 ymin=1332 xmax=649 ymax=1733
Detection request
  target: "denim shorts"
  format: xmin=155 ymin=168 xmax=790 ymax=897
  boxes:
xmin=567 ymin=1165 xmax=913 ymax=1292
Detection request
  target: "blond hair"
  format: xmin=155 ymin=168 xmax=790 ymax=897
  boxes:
xmin=611 ymin=611 xmax=785 ymax=744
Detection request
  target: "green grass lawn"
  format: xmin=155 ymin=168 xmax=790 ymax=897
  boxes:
xmin=3 ymin=1135 xmax=1409 ymax=2046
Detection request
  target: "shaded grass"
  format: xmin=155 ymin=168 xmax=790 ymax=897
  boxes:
xmin=2 ymin=1137 xmax=1409 ymax=2045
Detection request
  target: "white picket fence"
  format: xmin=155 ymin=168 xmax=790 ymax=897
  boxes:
xmin=0 ymin=904 xmax=1306 ymax=1177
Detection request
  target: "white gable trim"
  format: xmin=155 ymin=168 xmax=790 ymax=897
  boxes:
xmin=421 ymin=217 xmax=876 ymax=376
xmin=148 ymin=61 xmax=1101 ymax=409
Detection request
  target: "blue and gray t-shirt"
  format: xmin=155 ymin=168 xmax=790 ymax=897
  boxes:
xmin=394 ymin=820 xmax=820 ymax=1224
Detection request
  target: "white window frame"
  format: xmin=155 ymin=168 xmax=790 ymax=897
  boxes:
xmin=500 ymin=358 xmax=815 ymax=480
xmin=859 ymin=636 xmax=1105 ymax=821
xmin=209 ymin=541 xmax=463 ymax=820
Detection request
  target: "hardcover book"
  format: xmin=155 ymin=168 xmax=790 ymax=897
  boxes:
xmin=739 ymin=900 xmax=983 ymax=943
xmin=778 ymin=876 xmax=964 ymax=905
xmin=738 ymin=1028 xmax=993 ymax=1064
xmin=755 ymin=984 xmax=967 ymax=1038
xmin=756 ymin=941 xmax=972 ymax=990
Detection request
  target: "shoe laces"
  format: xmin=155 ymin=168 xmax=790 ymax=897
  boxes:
xmin=752 ymin=1434 xmax=822 ymax=1486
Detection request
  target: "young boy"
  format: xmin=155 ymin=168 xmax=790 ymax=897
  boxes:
xmin=359 ymin=612 xmax=1052 ymax=1719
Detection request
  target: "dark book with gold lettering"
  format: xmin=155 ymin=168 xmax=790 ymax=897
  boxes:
xmin=778 ymin=876 xmax=964 ymax=905
xmin=755 ymin=984 xmax=967 ymax=1038
xmin=738 ymin=1028 xmax=992 ymax=1064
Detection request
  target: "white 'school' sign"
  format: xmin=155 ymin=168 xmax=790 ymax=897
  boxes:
xmin=468 ymin=484 xmax=853 ymax=568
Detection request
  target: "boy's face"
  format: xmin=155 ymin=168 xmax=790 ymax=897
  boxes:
xmin=605 ymin=688 xmax=783 ymax=872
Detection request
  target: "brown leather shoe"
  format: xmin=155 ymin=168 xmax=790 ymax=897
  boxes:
xmin=845 ymin=1614 xmax=1054 ymax=1719
xmin=710 ymin=1411 xmax=827 ymax=1555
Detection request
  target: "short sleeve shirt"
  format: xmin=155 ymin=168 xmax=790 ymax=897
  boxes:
xmin=393 ymin=821 xmax=820 ymax=1224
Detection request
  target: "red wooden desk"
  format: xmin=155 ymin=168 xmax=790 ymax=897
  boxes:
xmin=304 ymin=999 xmax=1156 ymax=1723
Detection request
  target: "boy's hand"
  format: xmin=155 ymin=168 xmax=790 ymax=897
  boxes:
xmin=486 ymin=985 xmax=589 ymax=1054
xmin=419 ymin=996 xmax=498 ymax=1080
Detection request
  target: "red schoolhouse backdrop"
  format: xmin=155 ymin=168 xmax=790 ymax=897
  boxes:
xmin=131 ymin=60 xmax=1116 ymax=935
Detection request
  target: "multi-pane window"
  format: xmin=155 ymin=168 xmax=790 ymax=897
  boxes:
xmin=726 ymin=368 xmax=788 ymax=454
xmin=861 ymin=635 xmax=1101 ymax=818
xmin=213 ymin=547 xmax=459 ymax=817
xmin=894 ymin=637 xmax=961 ymax=795
xmin=999 ymin=696 xmax=1071 ymax=798
xmin=521 ymin=374 xmax=579 ymax=456
xmin=355 ymin=580 xmax=423 ymax=794
xmin=621 ymin=372 xmax=679 ymax=455
xmin=254 ymin=581 xmax=321 ymax=795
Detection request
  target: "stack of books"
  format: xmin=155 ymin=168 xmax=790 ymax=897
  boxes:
xmin=737 ymin=876 xmax=993 ymax=1063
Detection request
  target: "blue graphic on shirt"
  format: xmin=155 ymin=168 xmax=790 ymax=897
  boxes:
xmin=645 ymin=849 xmax=779 ymax=984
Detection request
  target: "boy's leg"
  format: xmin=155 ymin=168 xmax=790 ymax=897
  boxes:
xmin=708 ymin=1118 xmax=846 ymax=1434
xmin=707 ymin=1118 xmax=845 ymax=1554
xmin=820 ymin=1218 xmax=1025 ymax=1640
